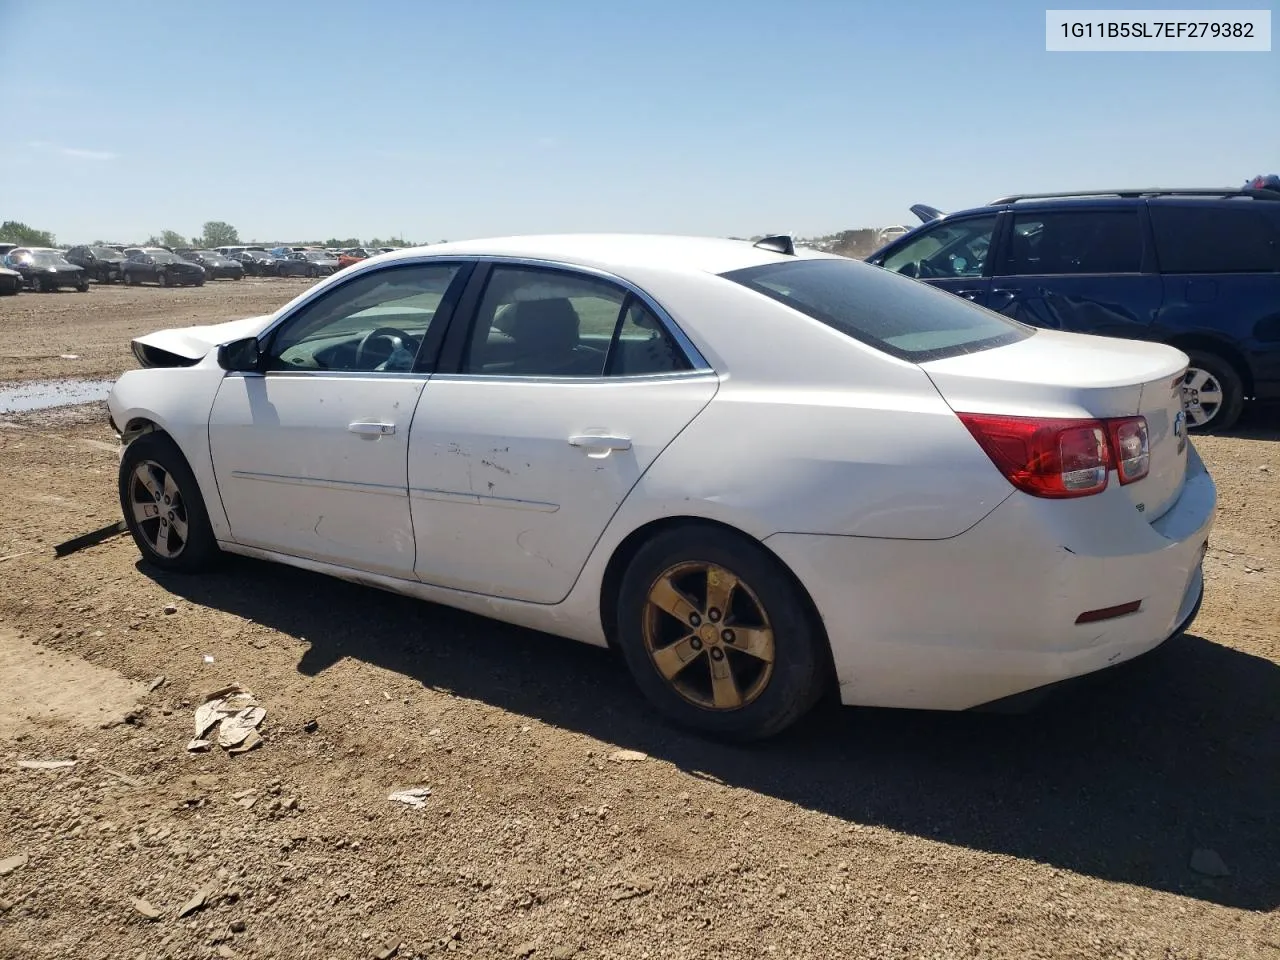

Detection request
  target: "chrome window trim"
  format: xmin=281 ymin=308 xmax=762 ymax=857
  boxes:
xmin=427 ymin=371 xmax=718 ymax=385
xmin=251 ymin=253 xmax=714 ymax=375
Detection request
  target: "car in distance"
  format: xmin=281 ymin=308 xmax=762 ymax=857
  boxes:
xmin=286 ymin=249 xmax=340 ymax=277
xmin=122 ymin=249 xmax=206 ymax=287
xmin=65 ymin=244 xmax=129 ymax=283
xmin=866 ymin=186 xmax=1280 ymax=432
xmin=6 ymin=248 xmax=89 ymax=292
xmin=107 ymin=234 xmax=1214 ymax=740
xmin=336 ymin=247 xmax=372 ymax=270
xmin=177 ymin=249 xmax=245 ymax=281
xmin=0 ymin=261 xmax=21 ymax=295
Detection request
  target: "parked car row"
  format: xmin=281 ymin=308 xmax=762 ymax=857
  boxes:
xmin=0 ymin=240 xmax=401 ymax=294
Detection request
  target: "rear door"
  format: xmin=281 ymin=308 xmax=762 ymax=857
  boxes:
xmin=408 ymin=262 xmax=718 ymax=603
xmin=987 ymin=206 xmax=1163 ymax=338
xmin=869 ymin=213 xmax=1002 ymax=305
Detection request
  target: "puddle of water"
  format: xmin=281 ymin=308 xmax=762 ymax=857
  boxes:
xmin=0 ymin=378 xmax=115 ymax=414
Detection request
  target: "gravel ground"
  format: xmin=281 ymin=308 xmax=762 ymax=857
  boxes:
xmin=0 ymin=283 xmax=1276 ymax=959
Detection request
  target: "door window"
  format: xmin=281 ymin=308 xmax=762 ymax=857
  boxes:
xmin=265 ymin=262 xmax=462 ymax=373
xmin=1005 ymin=210 xmax=1143 ymax=276
xmin=1150 ymin=205 xmax=1280 ymax=273
xmin=462 ymin=265 xmax=692 ymax=377
xmin=881 ymin=215 xmax=996 ymax=279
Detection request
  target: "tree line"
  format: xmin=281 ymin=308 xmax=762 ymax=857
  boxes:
xmin=1 ymin=220 xmax=426 ymax=250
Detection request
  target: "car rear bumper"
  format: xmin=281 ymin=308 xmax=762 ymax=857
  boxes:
xmin=764 ymin=444 xmax=1216 ymax=710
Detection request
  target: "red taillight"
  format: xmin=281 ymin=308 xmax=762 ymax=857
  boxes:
xmin=958 ymin=413 xmax=1148 ymax=499
xmin=1108 ymin=416 xmax=1150 ymax=485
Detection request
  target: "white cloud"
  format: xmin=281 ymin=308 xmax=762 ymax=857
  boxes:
xmin=25 ymin=141 xmax=118 ymax=161
xmin=59 ymin=147 xmax=118 ymax=161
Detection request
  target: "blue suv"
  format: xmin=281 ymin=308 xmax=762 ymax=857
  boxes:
xmin=866 ymin=187 xmax=1280 ymax=431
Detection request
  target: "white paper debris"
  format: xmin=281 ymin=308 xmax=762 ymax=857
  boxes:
xmin=387 ymin=787 xmax=432 ymax=808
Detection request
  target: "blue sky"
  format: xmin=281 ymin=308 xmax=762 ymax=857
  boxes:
xmin=2 ymin=0 xmax=1275 ymax=244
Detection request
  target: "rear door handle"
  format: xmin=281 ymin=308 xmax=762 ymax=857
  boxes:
xmin=348 ymin=421 xmax=396 ymax=436
xmin=568 ymin=434 xmax=631 ymax=451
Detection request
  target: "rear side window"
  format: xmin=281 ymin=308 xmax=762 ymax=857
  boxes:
xmin=1150 ymin=205 xmax=1280 ymax=273
xmin=722 ymin=258 xmax=1031 ymax=362
xmin=1005 ymin=210 xmax=1143 ymax=276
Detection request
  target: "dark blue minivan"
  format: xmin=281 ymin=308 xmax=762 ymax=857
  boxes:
xmin=866 ymin=188 xmax=1280 ymax=431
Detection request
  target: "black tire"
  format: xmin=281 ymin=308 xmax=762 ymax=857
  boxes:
xmin=156 ymin=270 xmax=168 ymax=288
xmin=118 ymin=432 xmax=219 ymax=573
xmin=615 ymin=524 xmax=830 ymax=741
xmin=1182 ymin=349 xmax=1244 ymax=433
xmin=76 ymin=279 xmax=89 ymax=293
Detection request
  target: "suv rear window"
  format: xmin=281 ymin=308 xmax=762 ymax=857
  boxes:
xmin=721 ymin=258 xmax=1031 ymax=362
xmin=1150 ymin=205 xmax=1280 ymax=273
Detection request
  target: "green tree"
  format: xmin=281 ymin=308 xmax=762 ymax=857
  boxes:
xmin=201 ymin=221 xmax=240 ymax=247
xmin=0 ymin=220 xmax=56 ymax=247
xmin=158 ymin=229 xmax=186 ymax=249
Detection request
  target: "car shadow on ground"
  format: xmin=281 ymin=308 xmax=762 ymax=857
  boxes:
xmin=1229 ymin=401 xmax=1280 ymax=440
xmin=148 ymin=557 xmax=1279 ymax=912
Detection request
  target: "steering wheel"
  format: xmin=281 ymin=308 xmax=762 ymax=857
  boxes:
xmin=355 ymin=327 xmax=417 ymax=370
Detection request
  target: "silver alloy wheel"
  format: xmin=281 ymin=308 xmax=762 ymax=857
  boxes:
xmin=127 ymin=460 xmax=189 ymax=559
xmin=1182 ymin=366 xmax=1224 ymax=428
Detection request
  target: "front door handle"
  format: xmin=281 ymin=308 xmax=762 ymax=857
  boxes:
xmin=348 ymin=421 xmax=396 ymax=436
xmin=954 ymin=287 xmax=986 ymax=300
xmin=569 ymin=434 xmax=632 ymax=452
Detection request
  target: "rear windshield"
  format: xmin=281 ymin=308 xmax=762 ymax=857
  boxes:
xmin=721 ymin=258 xmax=1031 ymax=362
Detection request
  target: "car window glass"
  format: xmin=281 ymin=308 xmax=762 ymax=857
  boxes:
xmin=881 ymin=216 xmax=995 ymax=279
xmin=1150 ymin=205 xmax=1280 ymax=273
xmin=266 ymin=263 xmax=461 ymax=373
xmin=1005 ymin=210 xmax=1142 ymax=276
xmin=606 ymin=300 xmax=693 ymax=376
xmin=463 ymin=266 xmax=624 ymax=377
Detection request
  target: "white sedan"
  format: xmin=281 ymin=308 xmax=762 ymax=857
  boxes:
xmin=107 ymin=234 xmax=1215 ymax=739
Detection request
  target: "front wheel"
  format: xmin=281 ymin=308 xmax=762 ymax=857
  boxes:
xmin=156 ymin=270 xmax=168 ymax=287
xmin=119 ymin=432 xmax=219 ymax=572
xmin=1182 ymin=349 xmax=1244 ymax=433
xmin=76 ymin=279 xmax=89 ymax=293
xmin=615 ymin=525 xmax=831 ymax=741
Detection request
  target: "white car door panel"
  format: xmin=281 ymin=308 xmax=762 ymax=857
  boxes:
xmin=206 ymin=258 xmax=466 ymax=577
xmin=408 ymin=374 xmax=718 ymax=602
xmin=209 ymin=373 xmax=425 ymax=576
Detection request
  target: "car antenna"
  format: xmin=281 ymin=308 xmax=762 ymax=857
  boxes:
xmin=752 ymin=234 xmax=796 ymax=256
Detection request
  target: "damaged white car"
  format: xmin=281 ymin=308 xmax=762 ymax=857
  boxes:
xmin=108 ymin=234 xmax=1215 ymax=739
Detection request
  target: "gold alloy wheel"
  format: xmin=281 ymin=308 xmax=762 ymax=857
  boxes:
xmin=642 ymin=561 xmax=776 ymax=710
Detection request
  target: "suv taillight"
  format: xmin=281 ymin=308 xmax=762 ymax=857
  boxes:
xmin=958 ymin=413 xmax=1148 ymax=499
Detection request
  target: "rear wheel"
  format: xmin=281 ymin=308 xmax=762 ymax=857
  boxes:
xmin=118 ymin=432 xmax=219 ymax=573
xmin=615 ymin=525 xmax=830 ymax=741
xmin=1182 ymin=349 xmax=1244 ymax=433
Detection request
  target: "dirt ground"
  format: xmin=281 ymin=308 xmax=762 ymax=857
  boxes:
xmin=0 ymin=283 xmax=1277 ymax=960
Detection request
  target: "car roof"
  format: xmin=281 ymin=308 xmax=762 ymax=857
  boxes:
xmin=933 ymin=187 xmax=1280 ymax=222
xmin=374 ymin=233 xmax=836 ymax=277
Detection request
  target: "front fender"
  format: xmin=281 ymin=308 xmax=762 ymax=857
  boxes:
xmin=108 ymin=365 xmax=231 ymax=539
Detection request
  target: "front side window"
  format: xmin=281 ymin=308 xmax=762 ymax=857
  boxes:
xmin=1150 ymin=205 xmax=1280 ymax=273
xmin=463 ymin=265 xmax=692 ymax=377
xmin=266 ymin=262 xmax=462 ymax=373
xmin=1004 ymin=210 xmax=1143 ymax=276
xmin=723 ymin=257 xmax=1031 ymax=362
xmin=881 ymin=215 xmax=996 ymax=279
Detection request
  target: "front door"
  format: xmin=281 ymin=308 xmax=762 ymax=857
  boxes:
xmin=872 ymin=213 xmax=1000 ymax=306
xmin=409 ymin=263 xmax=718 ymax=603
xmin=208 ymin=260 xmax=468 ymax=577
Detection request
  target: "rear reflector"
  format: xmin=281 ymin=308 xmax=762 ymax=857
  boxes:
xmin=1075 ymin=600 xmax=1142 ymax=624
xmin=958 ymin=412 xmax=1150 ymax=499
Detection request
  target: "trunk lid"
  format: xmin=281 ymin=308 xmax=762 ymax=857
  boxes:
xmin=921 ymin=330 xmax=1190 ymax=521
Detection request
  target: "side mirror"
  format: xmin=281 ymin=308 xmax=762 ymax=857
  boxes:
xmin=217 ymin=337 xmax=263 ymax=372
